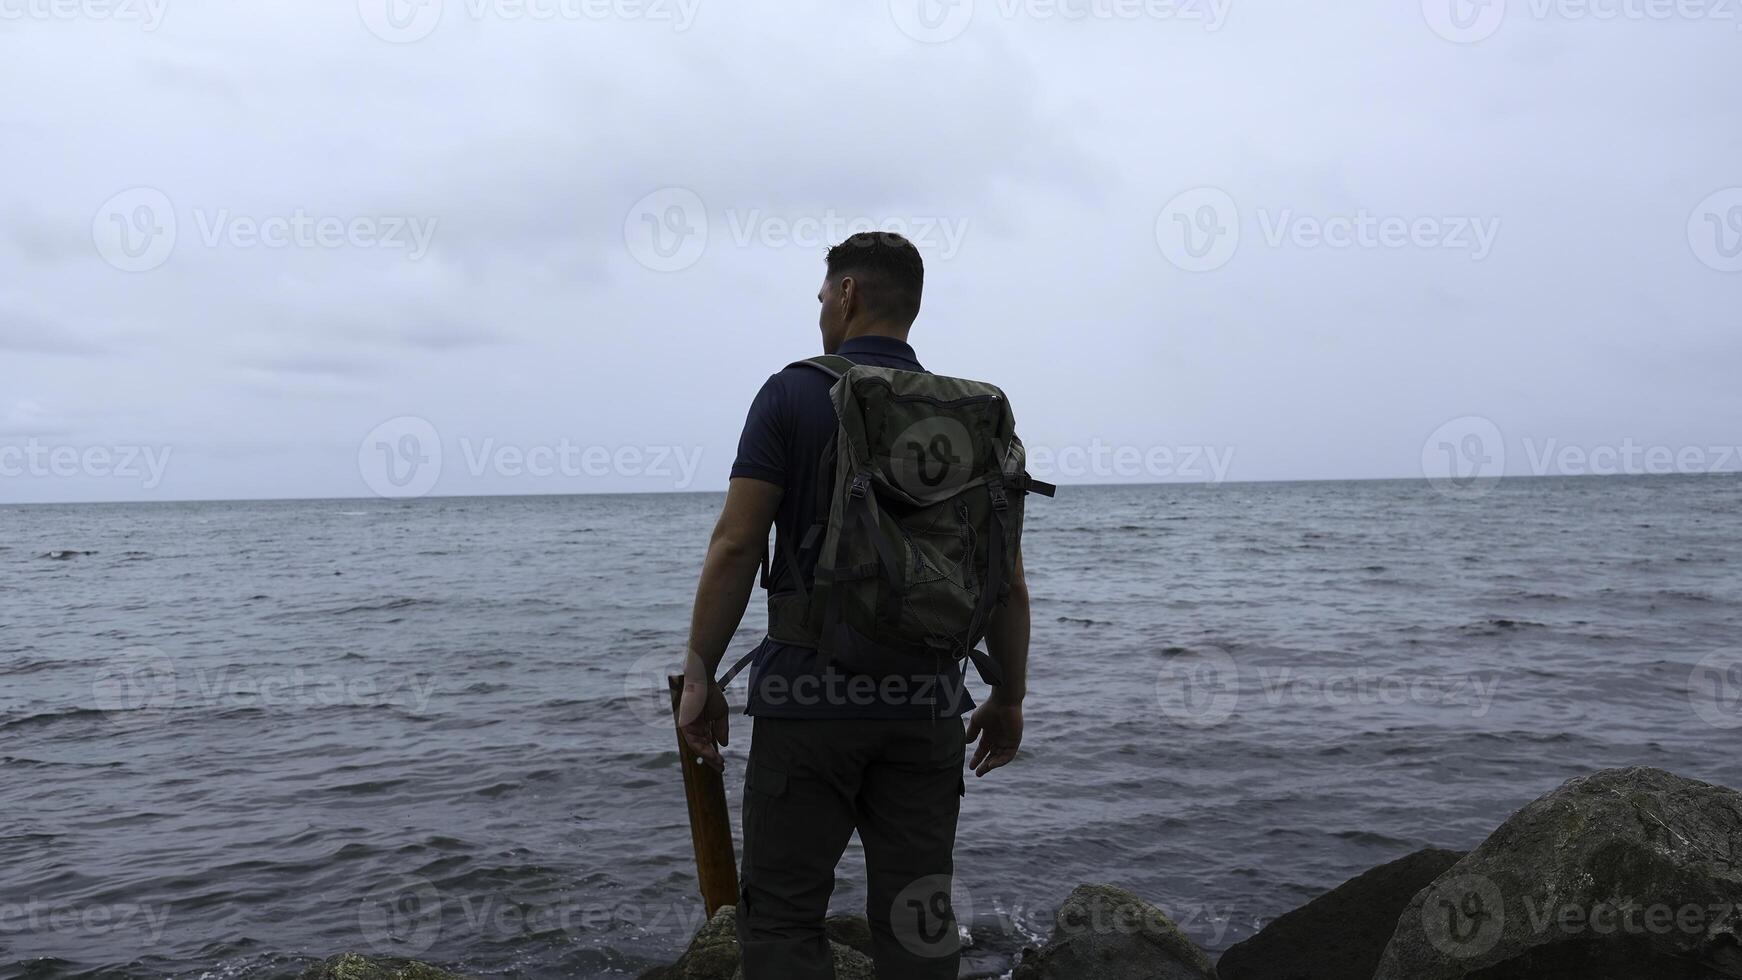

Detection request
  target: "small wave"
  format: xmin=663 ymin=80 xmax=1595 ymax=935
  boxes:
xmin=39 ymin=549 xmax=95 ymax=560
xmin=1056 ymin=616 xmax=1103 ymax=626
xmin=1458 ymin=617 xmax=1547 ymax=634
xmin=0 ymin=706 xmax=113 ymax=732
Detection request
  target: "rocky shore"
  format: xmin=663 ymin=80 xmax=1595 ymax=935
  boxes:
xmin=308 ymin=766 xmax=1742 ymax=979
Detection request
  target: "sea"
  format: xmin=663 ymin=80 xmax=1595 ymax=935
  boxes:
xmin=3 ymin=476 xmax=1740 ymax=978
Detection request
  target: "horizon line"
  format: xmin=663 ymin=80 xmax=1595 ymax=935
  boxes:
xmin=4 ymin=469 xmax=1736 ymax=508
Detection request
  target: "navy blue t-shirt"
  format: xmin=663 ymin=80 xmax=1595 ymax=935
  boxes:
xmin=729 ymin=335 xmax=976 ymax=720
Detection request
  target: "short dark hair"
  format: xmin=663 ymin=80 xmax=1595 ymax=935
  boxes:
xmin=825 ymin=232 xmax=924 ymax=326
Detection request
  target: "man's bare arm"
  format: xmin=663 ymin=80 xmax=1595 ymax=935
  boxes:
xmin=677 ymin=477 xmax=782 ymax=771
xmin=967 ymin=552 xmax=1028 ymax=777
xmin=984 ymin=551 xmax=1030 ymax=704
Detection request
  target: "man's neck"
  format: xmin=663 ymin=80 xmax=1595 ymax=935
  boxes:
xmin=841 ymin=323 xmax=910 ymax=345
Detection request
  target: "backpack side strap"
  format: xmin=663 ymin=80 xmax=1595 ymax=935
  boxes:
xmin=786 ymin=354 xmax=856 ymax=380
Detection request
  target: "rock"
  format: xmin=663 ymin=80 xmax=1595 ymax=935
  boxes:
xmin=1217 ymin=847 xmax=1466 ymax=980
xmin=299 ymin=954 xmax=468 ymax=980
xmin=638 ymin=905 xmax=875 ymax=980
xmin=1011 ymin=883 xmax=1216 ymax=980
xmin=1374 ymin=767 xmax=1742 ymax=979
xmin=824 ymin=914 xmax=875 ymax=959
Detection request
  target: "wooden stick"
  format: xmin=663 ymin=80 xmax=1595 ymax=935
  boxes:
xmin=669 ymin=673 xmax=740 ymax=916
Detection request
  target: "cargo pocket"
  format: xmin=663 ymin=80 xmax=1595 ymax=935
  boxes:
xmin=740 ymin=760 xmax=789 ymax=889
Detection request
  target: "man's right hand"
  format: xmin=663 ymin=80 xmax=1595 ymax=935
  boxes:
xmin=677 ymin=674 xmax=730 ymax=773
xmin=965 ymin=694 xmax=1023 ymax=777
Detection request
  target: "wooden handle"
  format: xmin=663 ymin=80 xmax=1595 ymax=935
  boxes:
xmin=669 ymin=674 xmax=740 ymax=916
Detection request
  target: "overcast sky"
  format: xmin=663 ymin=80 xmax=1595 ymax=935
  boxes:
xmin=1 ymin=0 xmax=1738 ymax=502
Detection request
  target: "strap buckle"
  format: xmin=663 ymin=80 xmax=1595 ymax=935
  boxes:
xmin=988 ymin=480 xmax=1009 ymax=511
xmin=849 ymin=474 xmax=869 ymax=499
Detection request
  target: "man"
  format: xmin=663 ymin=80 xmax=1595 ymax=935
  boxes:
xmin=676 ymin=232 xmax=1031 ymax=979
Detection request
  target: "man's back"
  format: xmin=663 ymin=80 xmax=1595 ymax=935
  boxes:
xmin=731 ymin=334 xmax=975 ymax=720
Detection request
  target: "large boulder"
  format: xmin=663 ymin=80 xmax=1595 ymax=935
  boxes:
xmin=1011 ymin=883 xmax=1217 ymax=980
xmin=637 ymin=905 xmax=875 ymax=980
xmin=1375 ymin=767 xmax=1742 ymax=979
xmin=1217 ymin=847 xmax=1466 ymax=980
xmin=300 ymin=954 xmax=468 ymax=980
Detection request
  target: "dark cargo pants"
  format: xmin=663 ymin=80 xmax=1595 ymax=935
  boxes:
xmin=736 ymin=716 xmax=967 ymax=980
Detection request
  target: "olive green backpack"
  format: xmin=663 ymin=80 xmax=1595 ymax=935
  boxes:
xmin=724 ymin=355 xmax=1054 ymax=689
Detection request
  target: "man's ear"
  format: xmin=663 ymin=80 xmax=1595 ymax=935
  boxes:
xmin=838 ymin=275 xmax=858 ymax=322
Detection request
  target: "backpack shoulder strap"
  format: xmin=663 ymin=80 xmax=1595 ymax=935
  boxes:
xmin=786 ymin=354 xmax=855 ymax=380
